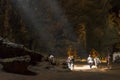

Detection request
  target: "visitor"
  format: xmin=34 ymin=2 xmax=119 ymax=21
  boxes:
xmin=66 ymin=56 xmax=74 ymax=70
xmin=87 ymin=55 xmax=93 ymax=68
xmin=94 ymin=56 xmax=101 ymax=68
xmin=48 ymin=54 xmax=55 ymax=65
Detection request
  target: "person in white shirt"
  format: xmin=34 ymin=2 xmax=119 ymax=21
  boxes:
xmin=66 ymin=56 xmax=74 ymax=70
xmin=87 ymin=55 xmax=93 ymax=68
xmin=49 ymin=54 xmax=55 ymax=65
xmin=94 ymin=56 xmax=101 ymax=68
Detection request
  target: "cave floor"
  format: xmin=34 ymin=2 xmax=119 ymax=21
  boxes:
xmin=0 ymin=63 xmax=120 ymax=80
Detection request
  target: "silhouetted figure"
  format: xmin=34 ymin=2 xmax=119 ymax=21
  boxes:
xmin=106 ymin=54 xmax=112 ymax=69
xmin=106 ymin=54 xmax=111 ymax=65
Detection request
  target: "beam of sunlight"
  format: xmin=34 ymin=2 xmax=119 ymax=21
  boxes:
xmin=11 ymin=0 xmax=77 ymax=51
xmin=11 ymin=0 xmax=88 ymax=57
xmin=43 ymin=0 xmax=76 ymax=40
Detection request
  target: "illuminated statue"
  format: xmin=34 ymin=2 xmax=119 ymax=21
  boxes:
xmin=89 ymin=48 xmax=99 ymax=58
xmin=67 ymin=45 xmax=77 ymax=58
xmin=67 ymin=46 xmax=71 ymax=56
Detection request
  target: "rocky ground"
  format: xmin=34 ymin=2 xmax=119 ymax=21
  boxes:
xmin=0 ymin=62 xmax=119 ymax=80
xmin=0 ymin=37 xmax=119 ymax=80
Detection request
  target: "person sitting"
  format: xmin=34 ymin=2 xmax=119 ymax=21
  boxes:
xmin=48 ymin=54 xmax=55 ymax=65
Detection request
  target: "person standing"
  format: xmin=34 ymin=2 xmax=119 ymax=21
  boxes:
xmin=106 ymin=54 xmax=112 ymax=69
xmin=94 ymin=56 xmax=101 ymax=68
xmin=66 ymin=56 xmax=74 ymax=70
xmin=87 ymin=55 xmax=94 ymax=68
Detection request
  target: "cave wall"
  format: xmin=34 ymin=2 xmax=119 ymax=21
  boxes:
xmin=0 ymin=0 xmax=120 ymax=56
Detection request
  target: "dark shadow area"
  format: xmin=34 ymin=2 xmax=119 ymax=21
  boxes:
xmin=1 ymin=61 xmax=37 ymax=75
xmin=0 ymin=37 xmax=43 ymax=75
xmin=2 ymin=69 xmax=37 ymax=75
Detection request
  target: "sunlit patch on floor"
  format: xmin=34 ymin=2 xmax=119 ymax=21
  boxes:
xmin=72 ymin=64 xmax=108 ymax=72
xmin=73 ymin=65 xmax=96 ymax=70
